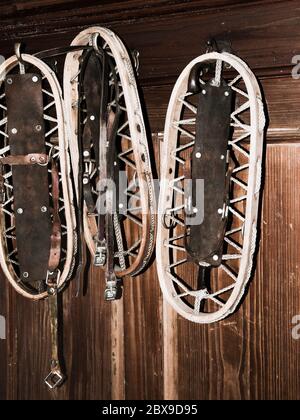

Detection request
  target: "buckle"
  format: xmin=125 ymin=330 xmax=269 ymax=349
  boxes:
xmin=46 ymin=269 xmax=61 ymax=293
xmin=104 ymin=284 xmax=118 ymax=301
xmin=104 ymin=278 xmax=122 ymax=301
xmin=44 ymin=369 xmax=65 ymax=390
xmin=94 ymin=245 xmax=106 ymax=267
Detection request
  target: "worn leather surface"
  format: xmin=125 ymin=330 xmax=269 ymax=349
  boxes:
xmin=5 ymin=74 xmax=51 ymax=283
xmin=186 ymin=81 xmax=233 ymax=266
xmin=48 ymin=161 xmax=61 ymax=272
xmin=82 ymin=52 xmax=102 ymax=213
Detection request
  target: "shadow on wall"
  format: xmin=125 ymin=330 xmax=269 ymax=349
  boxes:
xmin=0 ymin=315 xmax=5 ymax=340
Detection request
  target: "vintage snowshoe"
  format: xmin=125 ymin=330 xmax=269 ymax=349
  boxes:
xmin=63 ymin=27 xmax=156 ymax=300
xmin=157 ymin=47 xmax=265 ymax=323
xmin=0 ymin=46 xmax=77 ymax=387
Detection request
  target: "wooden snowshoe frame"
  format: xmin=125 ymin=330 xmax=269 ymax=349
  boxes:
xmin=64 ymin=27 xmax=156 ymax=280
xmin=0 ymin=54 xmax=76 ymax=301
xmin=157 ymin=52 xmax=265 ymax=323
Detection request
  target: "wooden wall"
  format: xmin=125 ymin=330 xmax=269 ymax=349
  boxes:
xmin=0 ymin=0 xmax=300 ymax=400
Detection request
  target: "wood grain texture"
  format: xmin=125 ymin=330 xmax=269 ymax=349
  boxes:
xmin=0 ymin=1 xmax=283 ymax=30
xmin=123 ymin=134 xmax=163 ymax=400
xmin=0 ymin=274 xmax=8 ymax=400
xmin=0 ymin=1 xmax=298 ymax=85
xmin=111 ymin=299 xmax=125 ymax=400
xmin=176 ymin=144 xmax=300 ymax=400
xmin=0 ymin=260 xmax=113 ymax=400
xmin=163 ymin=300 xmax=178 ymax=400
xmin=144 ymin=76 xmax=300 ymax=135
xmin=0 ymin=0 xmax=300 ymax=401
xmin=123 ymin=267 xmax=164 ymax=400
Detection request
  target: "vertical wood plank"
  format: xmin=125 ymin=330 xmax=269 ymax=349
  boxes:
xmin=163 ymin=300 xmax=178 ymax=400
xmin=123 ymin=135 xmax=163 ymax=400
xmin=0 ymin=274 xmax=7 ymax=400
xmin=111 ymin=299 xmax=125 ymax=400
xmin=123 ymin=261 xmax=163 ymax=399
xmin=176 ymin=144 xmax=300 ymax=400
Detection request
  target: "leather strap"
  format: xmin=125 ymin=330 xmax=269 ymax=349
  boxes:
xmin=44 ymin=159 xmax=64 ymax=390
xmin=48 ymin=160 xmax=61 ymax=272
xmin=4 ymin=71 xmax=64 ymax=389
xmin=77 ymin=45 xmax=122 ymax=299
xmin=185 ymin=79 xmax=233 ymax=267
xmin=0 ymin=153 xmax=48 ymax=166
xmin=44 ymin=273 xmax=64 ymax=390
xmin=82 ymin=51 xmax=102 ymax=214
xmin=5 ymin=73 xmax=52 ymax=283
xmin=0 ymin=153 xmax=48 ymax=204
xmin=35 ymin=45 xmax=91 ymax=60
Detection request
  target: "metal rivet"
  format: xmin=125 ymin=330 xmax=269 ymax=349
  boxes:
xmin=41 ymin=206 xmax=47 ymax=213
xmin=83 ymin=178 xmax=89 ymax=185
xmin=49 ymin=287 xmax=55 ymax=294
xmin=39 ymin=156 xmax=46 ymax=163
xmin=218 ymin=208 xmax=223 ymax=215
xmin=6 ymin=78 xmax=13 ymax=85
xmin=83 ymin=151 xmax=90 ymax=157
xmin=35 ymin=125 xmax=42 ymax=132
xmin=90 ymin=115 xmax=95 ymax=121
xmin=195 ymin=152 xmax=201 ymax=159
xmin=213 ymin=255 xmax=219 ymax=261
xmin=114 ymin=161 xmax=117 ymax=167
xmin=193 ymin=207 xmax=198 ymax=214
xmin=224 ymin=91 xmax=230 ymax=97
xmin=23 ymin=272 xmax=29 ymax=278
xmin=119 ymin=203 xmax=124 ymax=209
xmin=17 ymin=208 xmax=23 ymax=214
xmin=202 ymin=89 xmax=207 ymax=95
xmin=11 ymin=128 xmax=18 ymax=134
xmin=220 ymin=155 xmax=225 ymax=160
xmin=32 ymin=76 xmax=38 ymax=83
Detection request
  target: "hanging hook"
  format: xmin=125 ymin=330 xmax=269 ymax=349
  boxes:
xmin=131 ymin=49 xmax=140 ymax=75
xmin=206 ymin=38 xmax=232 ymax=70
xmin=90 ymin=33 xmax=104 ymax=56
xmin=206 ymin=39 xmax=219 ymax=53
xmin=14 ymin=42 xmax=25 ymax=74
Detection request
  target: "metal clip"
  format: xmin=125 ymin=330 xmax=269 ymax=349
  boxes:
xmin=104 ymin=281 xmax=119 ymax=301
xmin=94 ymin=245 xmax=106 ymax=267
xmin=131 ymin=49 xmax=140 ymax=74
xmin=44 ymin=368 xmax=65 ymax=390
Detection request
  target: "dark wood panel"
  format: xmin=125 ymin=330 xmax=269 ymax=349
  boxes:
xmin=0 ymin=0 xmax=298 ymax=85
xmin=177 ymin=143 xmax=300 ymax=400
xmin=0 ymin=274 xmax=8 ymax=400
xmin=0 ymin=0 xmax=300 ymax=402
xmin=143 ymin=76 xmax=300 ymax=137
xmin=123 ymin=269 xmax=164 ymax=400
xmin=64 ymin=265 xmax=112 ymax=401
xmin=0 ymin=1 xmax=278 ymax=27
xmin=0 ymin=259 xmax=113 ymax=400
xmin=123 ymin=135 xmax=163 ymax=400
